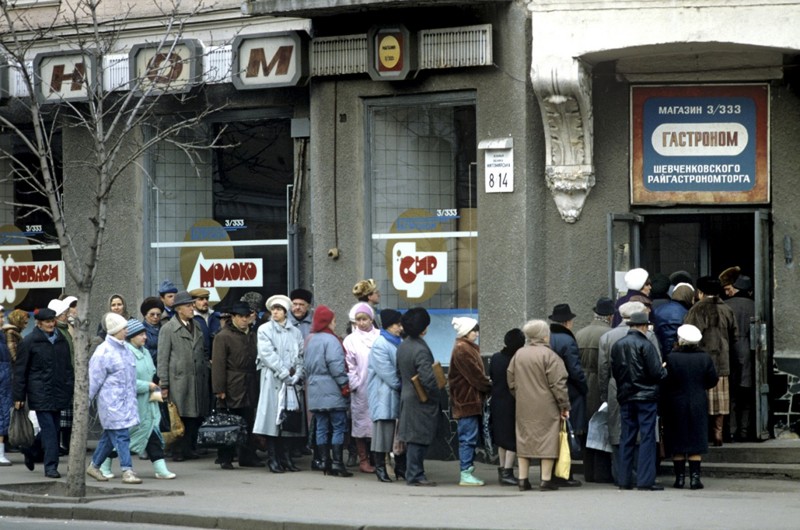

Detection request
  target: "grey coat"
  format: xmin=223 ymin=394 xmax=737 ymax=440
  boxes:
xmin=157 ymin=317 xmax=210 ymax=418
xmin=305 ymin=331 xmax=349 ymax=411
xmin=598 ymin=324 xmax=660 ymax=445
xmin=575 ymin=320 xmax=612 ymax=423
xmin=396 ymin=336 xmax=439 ymax=446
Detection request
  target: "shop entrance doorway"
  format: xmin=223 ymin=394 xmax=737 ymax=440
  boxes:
xmin=607 ymin=210 xmax=772 ymax=440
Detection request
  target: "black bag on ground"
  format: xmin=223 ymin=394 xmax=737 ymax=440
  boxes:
xmin=197 ymin=409 xmax=248 ymax=448
xmin=8 ymin=404 xmax=35 ymax=449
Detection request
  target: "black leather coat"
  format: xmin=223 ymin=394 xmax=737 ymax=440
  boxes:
xmin=610 ymin=329 xmax=667 ymax=403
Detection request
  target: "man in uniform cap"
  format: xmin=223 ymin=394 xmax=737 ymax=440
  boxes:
xmin=159 ymin=279 xmax=179 ymax=322
xmin=190 ymin=288 xmax=221 ymax=359
xmin=611 ymin=312 xmax=667 ymax=491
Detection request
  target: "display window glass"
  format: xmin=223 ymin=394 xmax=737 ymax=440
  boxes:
xmin=366 ymin=95 xmax=477 ymax=363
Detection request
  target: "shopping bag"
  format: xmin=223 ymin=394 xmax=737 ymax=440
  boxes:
xmin=586 ymin=403 xmax=612 ymax=453
xmin=554 ymin=420 xmax=571 ymax=479
xmin=8 ymin=405 xmax=35 ymax=449
xmin=565 ymin=418 xmax=582 ymax=457
xmin=197 ymin=409 xmax=248 ymax=448
xmin=160 ymin=401 xmax=185 ymax=447
xmin=277 ymin=383 xmax=303 ymax=432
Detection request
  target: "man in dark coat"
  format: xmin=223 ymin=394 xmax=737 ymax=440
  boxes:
xmin=611 ymin=312 xmax=668 ymax=491
xmin=721 ymin=273 xmax=756 ymax=441
xmin=211 ymin=302 xmax=262 ymax=469
xmin=396 ymin=308 xmax=439 ymax=487
xmin=575 ymin=297 xmax=614 ymax=483
xmin=549 ymin=303 xmax=588 ymax=487
xmin=13 ymin=308 xmax=74 ymax=478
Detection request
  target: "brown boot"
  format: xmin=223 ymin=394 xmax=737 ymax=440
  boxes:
xmin=713 ymin=415 xmax=724 ymax=447
xmin=356 ymin=438 xmax=375 ymax=473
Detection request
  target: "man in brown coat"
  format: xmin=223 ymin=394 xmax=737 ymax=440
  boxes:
xmin=684 ymin=276 xmax=737 ymax=446
xmin=575 ymin=297 xmax=614 ymax=483
xmin=448 ymin=317 xmax=490 ymax=487
xmin=211 ymin=301 xmax=262 ymax=469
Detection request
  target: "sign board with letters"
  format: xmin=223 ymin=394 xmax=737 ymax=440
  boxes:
xmin=232 ymin=31 xmax=309 ymax=89
xmin=367 ymin=25 xmax=417 ymax=81
xmin=33 ymin=50 xmax=99 ymax=103
xmin=479 ymin=138 xmax=514 ymax=193
xmin=129 ymin=39 xmax=204 ymax=95
xmin=631 ymin=84 xmax=769 ymax=205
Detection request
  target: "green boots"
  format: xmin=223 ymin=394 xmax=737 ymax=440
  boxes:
xmin=459 ymin=466 xmax=485 ymax=486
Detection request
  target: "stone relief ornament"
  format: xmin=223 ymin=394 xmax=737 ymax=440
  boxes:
xmin=531 ymin=56 xmax=595 ymax=223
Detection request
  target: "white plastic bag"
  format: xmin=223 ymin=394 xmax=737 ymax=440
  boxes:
xmin=586 ymin=402 xmax=612 ymax=453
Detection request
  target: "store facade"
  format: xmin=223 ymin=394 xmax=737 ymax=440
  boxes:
xmin=244 ymin=0 xmax=800 ymax=437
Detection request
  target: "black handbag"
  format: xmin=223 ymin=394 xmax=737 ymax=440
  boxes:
xmin=565 ymin=418 xmax=582 ymax=457
xmin=197 ymin=409 xmax=248 ymax=448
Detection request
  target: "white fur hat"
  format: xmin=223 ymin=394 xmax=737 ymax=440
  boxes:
xmin=452 ymin=317 xmax=478 ymax=338
xmin=104 ymin=312 xmax=128 ymax=336
xmin=677 ymin=324 xmax=702 ymax=344
xmin=266 ymin=294 xmax=292 ymax=313
xmin=624 ymin=268 xmax=649 ymax=291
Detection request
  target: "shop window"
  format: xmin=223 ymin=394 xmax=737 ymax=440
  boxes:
xmin=366 ymin=95 xmax=477 ymax=363
xmin=147 ymin=117 xmax=293 ymax=309
xmin=0 ymin=131 xmax=64 ymax=310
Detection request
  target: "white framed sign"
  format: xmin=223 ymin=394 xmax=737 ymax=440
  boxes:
xmin=480 ymin=138 xmax=514 ymax=193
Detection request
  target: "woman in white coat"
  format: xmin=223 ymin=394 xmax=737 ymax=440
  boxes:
xmin=253 ymin=295 xmax=304 ymax=473
xmin=343 ymin=302 xmax=380 ymax=473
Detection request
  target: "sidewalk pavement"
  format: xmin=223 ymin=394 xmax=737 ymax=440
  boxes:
xmin=1 ymin=450 xmax=799 ymax=530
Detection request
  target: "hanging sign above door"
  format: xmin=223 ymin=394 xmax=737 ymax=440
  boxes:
xmin=631 ymin=84 xmax=769 ymax=205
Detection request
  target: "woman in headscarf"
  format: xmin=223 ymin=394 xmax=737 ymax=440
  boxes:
xmin=367 ymin=308 xmax=404 ymax=482
xmin=96 ymin=294 xmax=130 ymax=340
xmin=490 ymin=328 xmax=526 ymax=486
xmin=663 ymin=324 xmax=718 ymax=490
xmin=396 ymin=307 xmax=439 ymax=486
xmin=343 ymin=302 xmax=380 ymax=473
xmin=3 ymin=309 xmax=29 ymax=364
xmin=508 ymin=319 xmax=570 ymax=491
xmin=253 ymin=295 xmax=305 ymax=473
xmin=304 ymin=305 xmax=352 ymax=477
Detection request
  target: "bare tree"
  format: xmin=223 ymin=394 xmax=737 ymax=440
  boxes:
xmin=0 ymin=0 xmax=229 ymax=496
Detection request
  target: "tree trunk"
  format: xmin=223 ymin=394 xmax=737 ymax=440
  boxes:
xmin=65 ymin=293 xmax=93 ymax=497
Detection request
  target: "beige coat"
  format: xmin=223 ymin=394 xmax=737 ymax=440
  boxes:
xmin=508 ymin=342 xmax=570 ymax=458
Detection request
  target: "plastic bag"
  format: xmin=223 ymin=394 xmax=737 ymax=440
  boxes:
xmin=8 ymin=405 xmax=35 ymax=449
xmin=160 ymin=401 xmax=185 ymax=447
xmin=587 ymin=403 xmax=612 ymax=453
xmin=554 ymin=420 xmax=571 ymax=479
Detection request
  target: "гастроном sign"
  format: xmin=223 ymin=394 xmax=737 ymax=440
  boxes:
xmin=631 ymin=85 xmax=769 ymax=205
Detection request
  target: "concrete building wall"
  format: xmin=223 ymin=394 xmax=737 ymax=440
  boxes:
xmin=61 ymin=124 xmax=145 ymax=328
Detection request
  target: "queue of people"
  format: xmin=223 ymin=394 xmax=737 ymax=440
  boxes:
xmin=0 ymin=267 xmax=746 ymax=494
